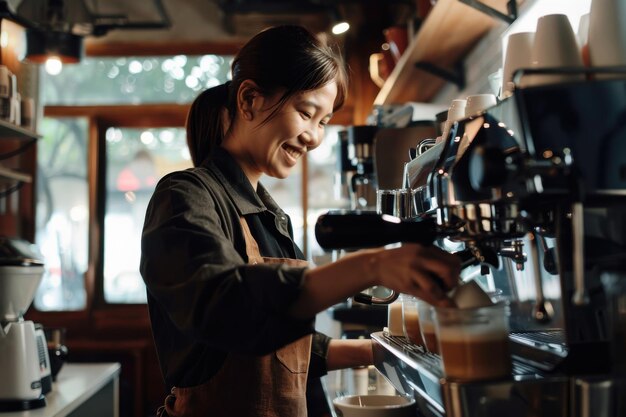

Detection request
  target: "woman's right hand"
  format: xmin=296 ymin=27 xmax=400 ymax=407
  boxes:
xmin=290 ymin=243 xmax=461 ymax=319
xmin=365 ymin=243 xmax=461 ymax=307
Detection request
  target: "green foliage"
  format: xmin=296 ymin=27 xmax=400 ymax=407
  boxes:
xmin=42 ymin=55 xmax=233 ymax=105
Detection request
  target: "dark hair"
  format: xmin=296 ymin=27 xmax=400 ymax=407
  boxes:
xmin=186 ymin=25 xmax=348 ymax=167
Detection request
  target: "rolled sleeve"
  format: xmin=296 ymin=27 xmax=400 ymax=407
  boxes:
xmin=308 ymin=332 xmax=332 ymax=378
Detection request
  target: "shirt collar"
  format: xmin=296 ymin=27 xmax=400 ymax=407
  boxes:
xmin=202 ymin=147 xmax=284 ymax=217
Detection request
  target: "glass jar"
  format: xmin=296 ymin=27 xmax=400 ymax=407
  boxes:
xmin=433 ymin=302 xmax=512 ymax=381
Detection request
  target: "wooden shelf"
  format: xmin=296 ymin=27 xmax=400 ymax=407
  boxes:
xmin=374 ymin=0 xmax=518 ymax=105
xmin=0 ymin=163 xmax=31 ymax=184
xmin=0 ymin=118 xmax=39 ymax=140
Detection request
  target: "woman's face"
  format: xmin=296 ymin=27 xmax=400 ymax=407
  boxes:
xmin=233 ymin=81 xmax=337 ymax=183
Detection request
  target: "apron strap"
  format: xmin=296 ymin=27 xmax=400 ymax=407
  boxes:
xmin=238 ymin=217 xmax=264 ymax=263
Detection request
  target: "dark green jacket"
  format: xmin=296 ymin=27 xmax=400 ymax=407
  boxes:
xmin=140 ymin=147 xmax=330 ymax=389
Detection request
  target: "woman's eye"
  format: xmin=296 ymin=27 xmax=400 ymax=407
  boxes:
xmin=300 ymin=111 xmax=312 ymax=120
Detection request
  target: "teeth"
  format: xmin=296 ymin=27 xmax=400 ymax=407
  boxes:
xmin=283 ymin=145 xmax=301 ymax=159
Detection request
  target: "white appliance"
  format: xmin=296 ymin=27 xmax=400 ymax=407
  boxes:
xmin=35 ymin=324 xmax=53 ymax=395
xmin=0 ymin=237 xmax=46 ymax=411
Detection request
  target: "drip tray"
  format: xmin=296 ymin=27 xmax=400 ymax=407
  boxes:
xmin=374 ymin=332 xmax=555 ymax=380
xmin=509 ymin=330 xmax=568 ymax=372
xmin=372 ymin=331 xmax=569 ymax=417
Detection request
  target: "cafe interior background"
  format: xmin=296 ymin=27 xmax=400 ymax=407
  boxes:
xmin=0 ymin=0 xmax=604 ymax=415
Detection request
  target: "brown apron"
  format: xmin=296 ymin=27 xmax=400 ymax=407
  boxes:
xmin=158 ymin=217 xmax=312 ymax=417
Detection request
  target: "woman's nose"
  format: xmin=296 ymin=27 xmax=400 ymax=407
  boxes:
xmin=300 ymin=129 xmax=319 ymax=147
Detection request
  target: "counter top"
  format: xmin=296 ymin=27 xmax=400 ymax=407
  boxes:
xmin=2 ymin=363 xmax=121 ymax=417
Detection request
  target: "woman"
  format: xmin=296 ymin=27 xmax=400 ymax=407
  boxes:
xmin=140 ymin=25 xmax=460 ymax=417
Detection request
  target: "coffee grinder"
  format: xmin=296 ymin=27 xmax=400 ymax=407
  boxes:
xmin=0 ymin=236 xmax=47 ymax=410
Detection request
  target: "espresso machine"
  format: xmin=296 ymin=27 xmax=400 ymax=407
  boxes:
xmin=316 ymin=69 xmax=626 ymax=417
xmin=346 ymin=125 xmax=379 ymax=211
xmin=0 ymin=236 xmax=49 ymax=411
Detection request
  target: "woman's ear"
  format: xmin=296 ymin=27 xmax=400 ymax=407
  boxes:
xmin=237 ymin=80 xmax=262 ymax=121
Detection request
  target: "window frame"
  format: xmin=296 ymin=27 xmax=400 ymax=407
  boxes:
xmin=28 ymin=104 xmax=188 ymax=330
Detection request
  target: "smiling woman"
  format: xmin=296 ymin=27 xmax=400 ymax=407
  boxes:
xmin=139 ymin=24 xmax=460 ymax=417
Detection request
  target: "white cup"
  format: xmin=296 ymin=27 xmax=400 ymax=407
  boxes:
xmin=440 ymin=99 xmax=467 ymax=143
xmin=577 ymin=13 xmax=590 ymax=47
xmin=20 ymin=97 xmax=35 ymax=130
xmin=0 ymin=65 xmax=10 ymax=98
xmin=501 ymin=32 xmax=535 ymax=96
xmin=11 ymin=92 xmax=21 ymax=126
xmin=333 ymin=395 xmax=416 ymax=417
xmin=447 ymin=99 xmax=467 ymax=123
xmin=465 ymin=94 xmax=497 ymax=117
xmin=588 ymin=0 xmax=626 ymax=79
xmin=528 ymin=14 xmax=584 ymax=87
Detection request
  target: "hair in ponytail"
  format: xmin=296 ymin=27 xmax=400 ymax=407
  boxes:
xmin=186 ymin=81 xmax=231 ymax=167
xmin=186 ymin=25 xmax=348 ymax=167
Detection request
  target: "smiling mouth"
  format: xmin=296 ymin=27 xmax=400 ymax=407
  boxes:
xmin=282 ymin=144 xmax=305 ymax=160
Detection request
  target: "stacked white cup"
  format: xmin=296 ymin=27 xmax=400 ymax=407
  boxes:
xmin=465 ymin=94 xmax=497 ymax=118
xmin=501 ymin=32 xmax=535 ymax=97
xmin=527 ymin=14 xmax=584 ymax=87
xmin=588 ymin=0 xmax=626 ymax=79
xmin=437 ymin=99 xmax=467 ymax=144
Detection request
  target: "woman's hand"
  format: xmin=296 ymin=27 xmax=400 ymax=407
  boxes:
xmin=290 ymin=243 xmax=461 ymax=319
xmin=367 ymin=243 xmax=461 ymax=307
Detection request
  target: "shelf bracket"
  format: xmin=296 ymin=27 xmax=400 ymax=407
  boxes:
xmin=458 ymin=0 xmax=518 ymax=24
xmin=414 ymin=61 xmax=465 ymax=90
xmin=0 ymin=181 xmax=25 ymax=198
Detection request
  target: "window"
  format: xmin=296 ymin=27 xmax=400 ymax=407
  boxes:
xmin=42 ymin=55 xmax=233 ymax=105
xmin=34 ymin=117 xmax=89 ymax=311
xmin=104 ymin=127 xmax=191 ymax=303
xmin=306 ymin=125 xmax=349 ymax=266
xmin=37 ymin=54 xmax=233 ymax=309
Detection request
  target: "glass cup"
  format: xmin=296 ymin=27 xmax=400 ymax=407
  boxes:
xmin=387 ymin=297 xmax=404 ymax=336
xmin=416 ymin=299 xmax=438 ymax=354
xmin=376 ymin=189 xmax=396 ymax=215
xmin=394 ymin=189 xmax=412 ymax=219
xmin=433 ymin=302 xmax=512 ymax=382
xmin=402 ymin=295 xmax=424 ymax=346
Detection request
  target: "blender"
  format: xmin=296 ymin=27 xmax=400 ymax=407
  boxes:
xmin=0 ymin=236 xmax=47 ymax=410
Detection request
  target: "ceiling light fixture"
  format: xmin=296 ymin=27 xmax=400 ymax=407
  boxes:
xmin=25 ymin=28 xmax=82 ymax=64
xmin=330 ymin=6 xmax=350 ymax=35
xmin=0 ymin=0 xmax=171 ymax=71
xmin=331 ymin=21 xmax=350 ymax=35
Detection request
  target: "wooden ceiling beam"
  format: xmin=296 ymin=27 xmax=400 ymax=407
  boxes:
xmin=85 ymin=40 xmax=245 ymax=57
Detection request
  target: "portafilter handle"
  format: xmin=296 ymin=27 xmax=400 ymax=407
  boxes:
xmin=314 ymin=210 xmax=437 ymax=250
xmin=314 ymin=212 xmax=494 ymax=305
xmin=315 ymin=211 xmax=437 ymax=305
